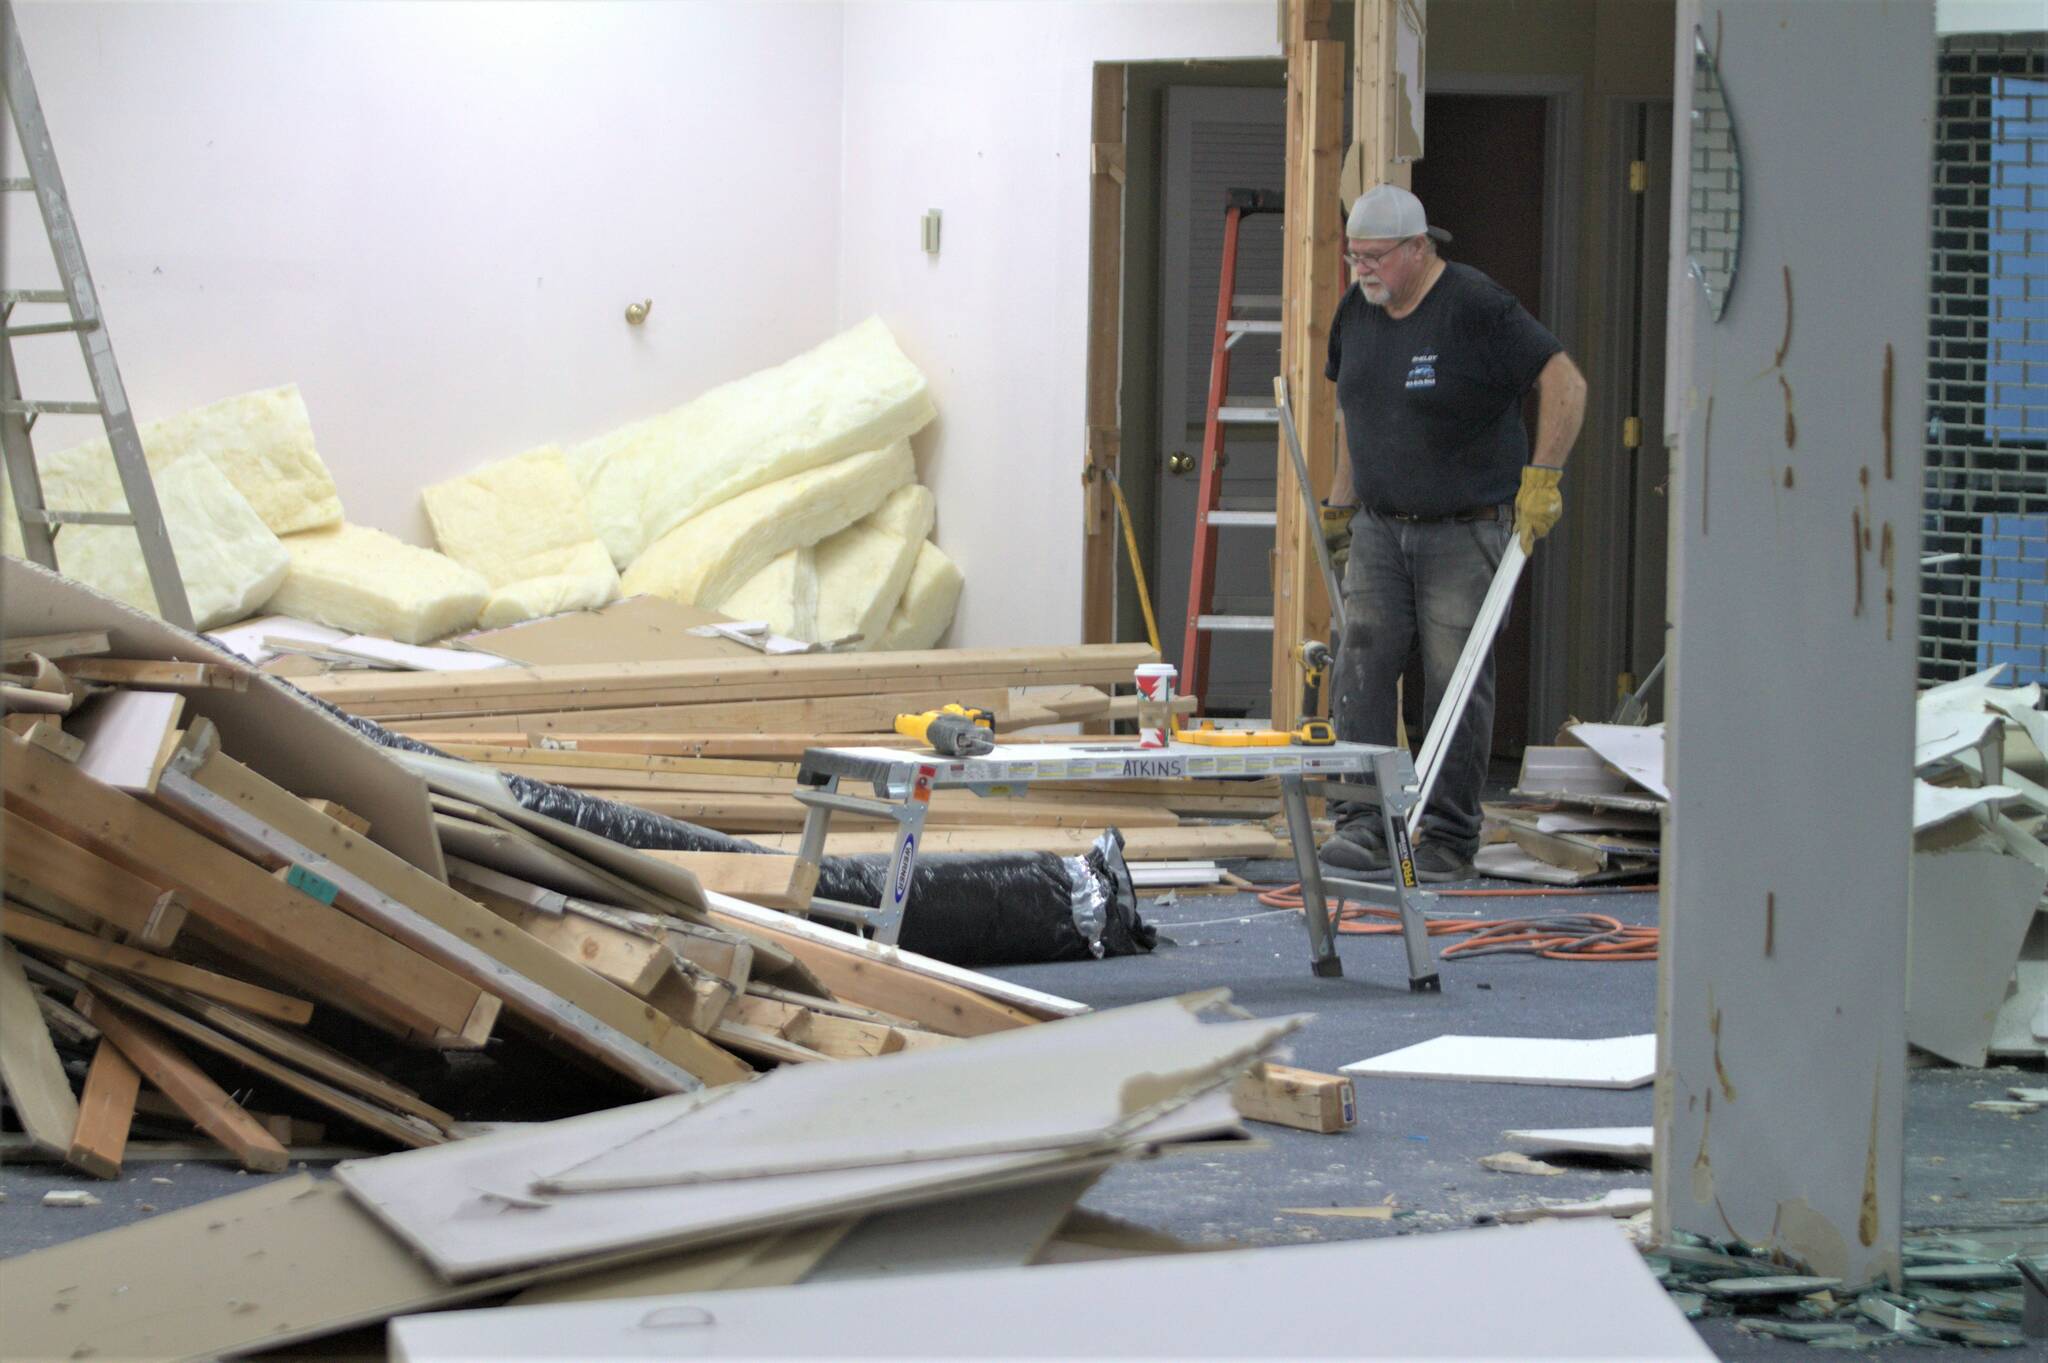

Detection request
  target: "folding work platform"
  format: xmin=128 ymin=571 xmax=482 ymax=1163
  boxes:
xmin=791 ymin=738 xmax=1448 ymax=989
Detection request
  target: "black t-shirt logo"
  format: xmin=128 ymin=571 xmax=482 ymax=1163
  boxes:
xmin=1404 ymin=352 xmax=1439 ymax=390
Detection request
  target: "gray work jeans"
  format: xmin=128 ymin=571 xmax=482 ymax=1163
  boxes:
xmin=1330 ymin=506 xmax=1510 ymax=856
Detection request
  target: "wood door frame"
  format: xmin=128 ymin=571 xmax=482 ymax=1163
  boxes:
xmin=1081 ymin=63 xmax=1127 ymax=648
xmin=1588 ymin=96 xmax=1676 ymax=717
xmin=1425 ymin=72 xmax=1582 ymax=743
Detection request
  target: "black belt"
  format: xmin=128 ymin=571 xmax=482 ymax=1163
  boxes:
xmin=1370 ymin=503 xmax=1511 ymax=525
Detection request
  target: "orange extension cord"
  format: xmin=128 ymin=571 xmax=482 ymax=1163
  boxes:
xmin=1253 ymin=882 xmax=1660 ymax=962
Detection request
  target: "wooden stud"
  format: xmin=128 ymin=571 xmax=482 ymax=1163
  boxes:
xmin=66 ymin=1037 xmax=142 ymax=1179
xmin=4 ymin=734 xmax=484 ymax=1037
xmin=646 ymin=853 xmax=819 ymax=912
xmin=2 ymin=807 xmax=189 ymax=946
xmin=455 ymin=879 xmax=677 ymax=997
xmin=0 ymin=942 xmax=79 ymax=1155
xmin=1271 ymin=34 xmax=1347 ymax=728
xmin=1 ymin=630 xmax=110 ymax=664
xmin=67 ymin=966 xmax=446 ymax=1150
xmin=293 ymin=644 xmax=1158 ymax=710
xmin=57 ymin=659 xmax=249 ymax=691
xmin=1231 ymin=1062 xmax=1356 ymax=1134
xmin=76 ymin=992 xmax=290 ymax=1173
xmin=1082 ymin=63 xmax=1128 ymax=648
xmin=707 ymin=912 xmax=1040 ymax=1039
xmin=168 ymin=742 xmax=751 ymax=1090
xmin=304 ymin=798 xmax=372 ymax=836
xmin=2 ymin=911 xmax=314 ymax=1025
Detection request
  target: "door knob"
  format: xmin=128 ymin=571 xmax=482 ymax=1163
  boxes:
xmin=1168 ymin=452 xmax=1194 ymax=476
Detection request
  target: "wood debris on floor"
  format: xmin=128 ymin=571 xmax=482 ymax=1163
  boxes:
xmin=0 ymin=993 xmax=1303 ymax=1361
xmin=0 ymin=563 xmax=1089 ymax=1181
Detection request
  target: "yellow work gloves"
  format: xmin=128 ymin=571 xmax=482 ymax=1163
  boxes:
xmin=1513 ymin=465 xmax=1564 ymax=553
xmin=1320 ymin=502 xmax=1355 ymax=571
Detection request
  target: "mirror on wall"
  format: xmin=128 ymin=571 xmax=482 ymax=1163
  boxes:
xmin=1686 ymin=26 xmax=1742 ymax=321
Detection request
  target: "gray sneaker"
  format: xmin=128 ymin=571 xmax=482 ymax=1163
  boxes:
xmin=1411 ymin=842 xmax=1476 ymax=883
xmin=1319 ymin=829 xmax=1390 ymax=875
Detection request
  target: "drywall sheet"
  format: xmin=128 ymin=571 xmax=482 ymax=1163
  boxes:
xmin=540 ymin=997 xmax=1300 ymax=1190
xmin=422 ymin=446 xmax=615 ymax=587
xmin=0 ymin=557 xmax=444 ymax=877
xmin=0 ymin=1175 xmax=608 ymax=1363
xmin=1907 ymin=843 xmax=2046 ymax=1065
xmin=1564 ymin=723 xmax=1669 ymax=800
xmin=336 ymin=1087 xmax=1240 ymax=1281
xmin=622 ymin=442 xmax=913 ymax=608
xmin=1915 ymin=704 xmax=2000 ymax=770
xmin=1656 ymin=0 xmax=1931 ymax=1284
xmin=1342 ymin=1033 xmax=1655 ymax=1089
xmin=31 ymin=383 xmax=341 ymax=536
xmin=55 ymin=454 xmax=289 ymax=630
xmin=1915 ymin=778 xmax=2019 ymax=832
xmin=1502 ymin=1127 xmax=1655 ymax=1160
xmin=569 ymin=317 xmax=936 ymax=568
xmin=803 ymin=1173 xmax=1099 ymax=1283
xmin=388 ymin=1217 xmax=1712 ymax=1361
xmin=269 ymin=523 xmax=491 ymax=644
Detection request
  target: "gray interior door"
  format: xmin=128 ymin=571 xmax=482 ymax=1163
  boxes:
xmin=1156 ymin=86 xmax=1287 ymax=716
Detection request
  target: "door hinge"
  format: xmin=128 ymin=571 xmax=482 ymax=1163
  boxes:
xmin=1628 ymin=160 xmax=1648 ymax=194
xmin=1622 ymin=415 xmax=1642 ymax=449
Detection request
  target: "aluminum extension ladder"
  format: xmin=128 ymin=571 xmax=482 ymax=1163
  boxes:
xmin=1180 ymin=187 xmax=1284 ymax=708
xmin=0 ymin=2 xmax=192 ymax=629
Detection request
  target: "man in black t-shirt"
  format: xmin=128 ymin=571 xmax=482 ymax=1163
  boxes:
xmin=1319 ymin=183 xmax=1586 ymax=882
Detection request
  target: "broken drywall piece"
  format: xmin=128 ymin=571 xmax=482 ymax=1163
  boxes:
xmin=422 ymin=447 xmax=615 ymax=588
xmin=388 ymin=1217 xmax=1713 ymax=1361
xmin=803 ymin=1174 xmax=1097 ymax=1283
xmin=532 ymin=996 xmax=1299 ymax=1193
xmin=1501 ymin=1127 xmax=1655 ymax=1161
xmin=1563 ymin=724 xmax=1669 ymax=800
xmin=268 ymin=524 xmax=491 ymax=644
xmin=1914 ymin=778 xmax=2020 ymax=833
xmin=1910 ymin=844 xmax=2048 ymax=1065
xmin=55 ymin=454 xmax=290 ymax=630
xmin=1481 ymin=1151 xmax=1566 ymax=1176
xmin=624 ymin=443 xmax=914 ymax=610
xmin=878 ymin=540 xmax=965 ymax=651
xmin=568 ymin=318 xmax=936 ymax=568
xmin=335 ymin=1086 xmax=1246 ymax=1282
xmin=1342 ymin=1033 xmax=1656 ymax=1089
xmin=1915 ymin=706 xmax=2001 ymax=771
xmin=26 ymin=383 xmax=342 ymax=537
xmin=1496 ymin=1188 xmax=1654 ymax=1223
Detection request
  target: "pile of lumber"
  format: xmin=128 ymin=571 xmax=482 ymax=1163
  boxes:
xmin=289 ymin=641 xmax=1294 ymax=860
xmin=0 ymin=603 xmax=1082 ymax=1182
xmin=1 ymin=994 xmax=1324 ymax=1362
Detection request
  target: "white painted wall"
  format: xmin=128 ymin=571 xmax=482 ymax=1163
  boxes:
xmin=6 ymin=0 xmax=1277 ymax=647
xmin=835 ymin=1 xmax=1279 ymax=648
xmin=6 ymin=1 xmax=845 ymax=546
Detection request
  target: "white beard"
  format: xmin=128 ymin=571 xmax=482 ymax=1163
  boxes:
xmin=1359 ymin=281 xmax=1392 ymax=308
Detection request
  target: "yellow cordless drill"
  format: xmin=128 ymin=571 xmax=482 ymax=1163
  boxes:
xmin=895 ymin=703 xmax=997 ymax=757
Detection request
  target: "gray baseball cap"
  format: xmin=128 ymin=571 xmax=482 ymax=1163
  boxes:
xmin=1346 ymin=183 xmax=1452 ymax=244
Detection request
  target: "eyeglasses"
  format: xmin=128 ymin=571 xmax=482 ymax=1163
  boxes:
xmin=1344 ymin=238 xmax=1415 ymax=269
